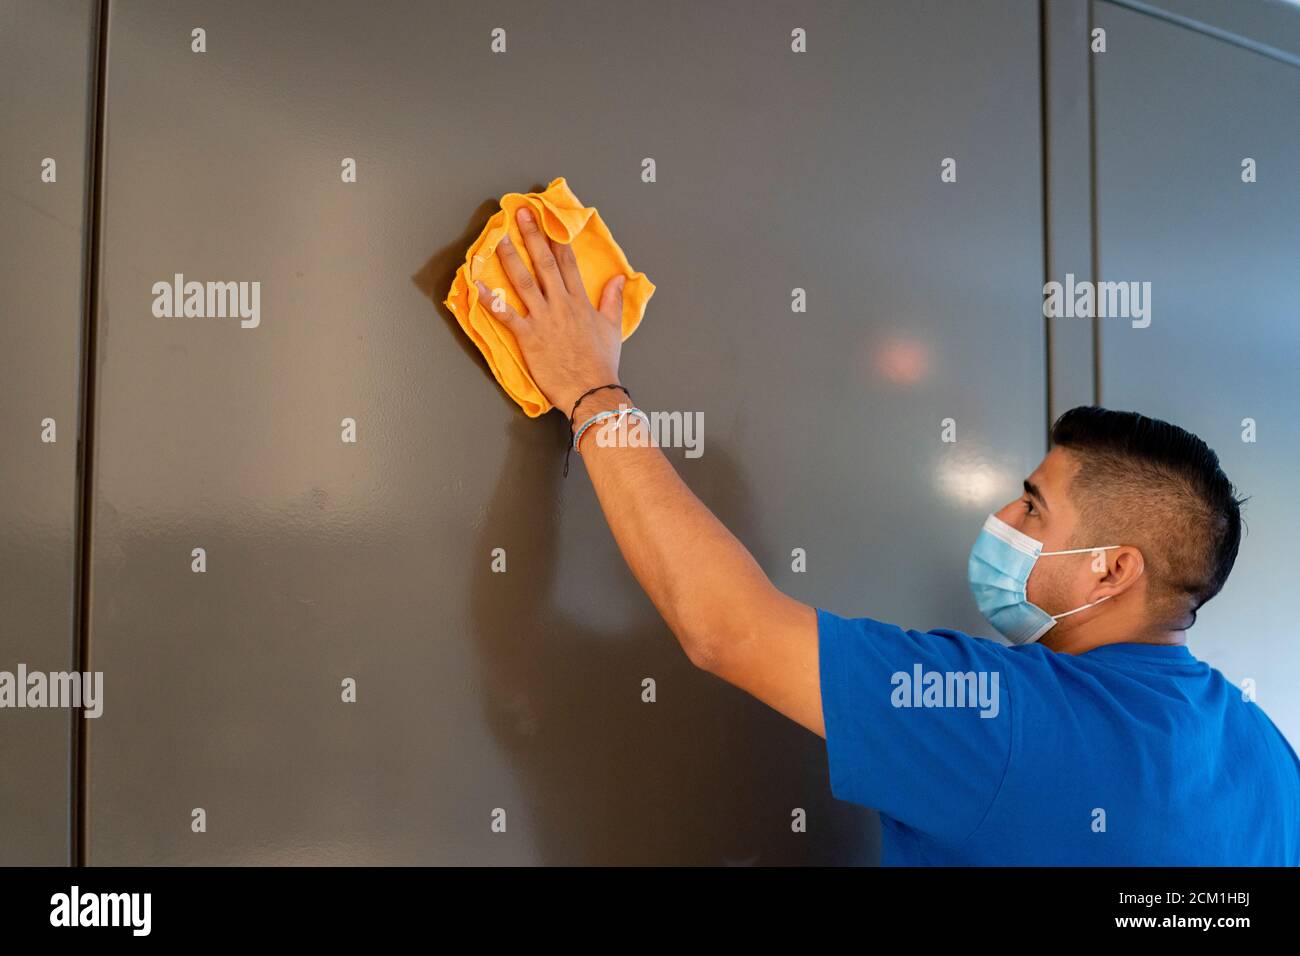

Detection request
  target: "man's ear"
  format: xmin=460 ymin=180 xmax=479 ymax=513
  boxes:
xmin=1096 ymin=546 xmax=1145 ymax=599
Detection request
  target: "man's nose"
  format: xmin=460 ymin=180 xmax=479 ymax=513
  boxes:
xmin=993 ymin=500 xmax=1023 ymax=528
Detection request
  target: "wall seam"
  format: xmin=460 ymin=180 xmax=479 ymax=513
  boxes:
xmin=73 ymin=0 xmax=111 ymax=869
xmin=1089 ymin=0 xmax=1102 ymax=406
xmin=1039 ymin=0 xmax=1054 ymax=451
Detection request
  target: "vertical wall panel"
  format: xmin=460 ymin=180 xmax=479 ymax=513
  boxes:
xmin=0 ymin=0 xmax=97 ymax=865
xmin=1093 ymin=2 xmax=1300 ymax=739
xmin=85 ymin=0 xmax=1044 ymax=863
xmin=1043 ymin=0 xmax=1099 ymax=420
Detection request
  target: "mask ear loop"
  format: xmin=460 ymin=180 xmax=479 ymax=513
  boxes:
xmin=1037 ymin=545 xmax=1125 ymax=621
xmin=1039 ymin=544 xmax=1121 ymax=556
xmin=1050 ymin=594 xmax=1112 ymax=621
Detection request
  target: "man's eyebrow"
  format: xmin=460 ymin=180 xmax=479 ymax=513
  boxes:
xmin=1024 ymin=479 xmax=1049 ymax=512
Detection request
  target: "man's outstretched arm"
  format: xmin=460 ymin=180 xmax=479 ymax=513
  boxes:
xmin=477 ymin=205 xmax=824 ymax=737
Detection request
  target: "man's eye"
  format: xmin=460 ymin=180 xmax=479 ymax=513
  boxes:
xmin=1023 ymin=499 xmax=1037 ymax=515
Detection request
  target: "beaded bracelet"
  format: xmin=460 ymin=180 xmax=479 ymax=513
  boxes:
xmin=574 ymin=406 xmax=648 ymax=448
xmin=564 ymin=406 xmax=649 ymax=476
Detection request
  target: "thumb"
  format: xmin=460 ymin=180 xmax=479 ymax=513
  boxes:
xmin=598 ymin=274 xmax=626 ymax=324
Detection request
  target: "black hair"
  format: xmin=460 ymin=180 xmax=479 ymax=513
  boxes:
xmin=1049 ymin=406 xmax=1247 ymax=630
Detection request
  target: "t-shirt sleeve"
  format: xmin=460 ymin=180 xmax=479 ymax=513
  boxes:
xmin=817 ymin=607 xmax=1014 ymax=845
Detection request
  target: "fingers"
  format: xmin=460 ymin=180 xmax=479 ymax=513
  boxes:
xmin=513 ymin=206 xmax=567 ymax=297
xmin=474 ymin=279 xmax=527 ymax=334
xmin=550 ymin=236 xmax=585 ymax=298
xmin=493 ymin=232 xmax=546 ymax=317
xmin=598 ymin=274 xmax=626 ymax=325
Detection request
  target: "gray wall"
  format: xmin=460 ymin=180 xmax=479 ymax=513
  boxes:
xmin=1 ymin=0 xmax=1295 ymax=865
xmin=79 ymin=0 xmax=1042 ymax=865
xmin=0 ymin=0 xmax=97 ymax=866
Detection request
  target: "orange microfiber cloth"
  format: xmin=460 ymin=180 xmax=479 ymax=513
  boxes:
xmin=444 ymin=177 xmax=655 ymax=417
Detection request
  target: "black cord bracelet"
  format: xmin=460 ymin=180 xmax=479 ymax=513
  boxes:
xmin=563 ymin=383 xmax=631 ymax=477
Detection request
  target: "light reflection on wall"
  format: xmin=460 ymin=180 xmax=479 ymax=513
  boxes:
xmin=934 ymin=451 xmax=1015 ymax=511
xmin=872 ymin=336 xmax=931 ymax=386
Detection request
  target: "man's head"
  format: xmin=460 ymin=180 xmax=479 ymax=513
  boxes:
xmin=995 ymin=406 xmax=1246 ymax=643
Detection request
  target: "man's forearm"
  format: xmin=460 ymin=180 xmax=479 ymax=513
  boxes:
xmin=482 ymin=208 xmax=824 ymax=734
xmin=571 ymin=395 xmax=781 ymax=667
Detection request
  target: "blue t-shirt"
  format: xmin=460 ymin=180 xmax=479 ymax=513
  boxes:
xmin=817 ymin=608 xmax=1300 ymax=865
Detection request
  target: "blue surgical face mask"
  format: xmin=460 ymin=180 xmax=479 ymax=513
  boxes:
xmin=968 ymin=513 xmax=1120 ymax=645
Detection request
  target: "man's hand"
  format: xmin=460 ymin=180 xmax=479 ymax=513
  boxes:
xmin=475 ymin=206 xmax=627 ymax=416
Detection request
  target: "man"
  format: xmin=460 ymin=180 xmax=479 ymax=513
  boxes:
xmin=471 ymin=205 xmax=1300 ymax=865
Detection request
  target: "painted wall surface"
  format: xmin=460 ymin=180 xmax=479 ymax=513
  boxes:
xmin=20 ymin=0 xmax=1295 ymax=867
xmin=80 ymin=0 xmax=1043 ymax=864
xmin=1092 ymin=2 xmax=1300 ymax=743
xmin=0 ymin=0 xmax=96 ymax=866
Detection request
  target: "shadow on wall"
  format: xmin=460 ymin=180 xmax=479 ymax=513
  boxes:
xmin=410 ymin=181 xmax=552 ymax=413
xmin=467 ymin=417 xmax=866 ymax=864
xmin=411 ymin=194 xmax=511 ymax=397
xmin=413 ymin=190 xmax=877 ymax=864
